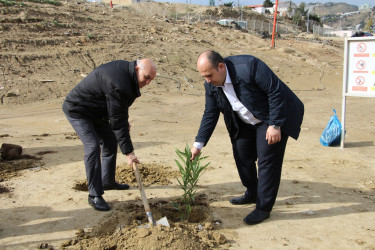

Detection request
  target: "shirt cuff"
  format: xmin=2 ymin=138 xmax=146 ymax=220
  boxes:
xmin=193 ymin=142 xmax=204 ymax=150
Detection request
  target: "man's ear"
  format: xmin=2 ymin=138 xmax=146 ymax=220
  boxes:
xmin=135 ymin=66 xmax=140 ymax=72
xmin=218 ymin=62 xmax=226 ymax=71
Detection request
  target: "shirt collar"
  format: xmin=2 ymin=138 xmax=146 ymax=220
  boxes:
xmin=220 ymin=64 xmax=232 ymax=88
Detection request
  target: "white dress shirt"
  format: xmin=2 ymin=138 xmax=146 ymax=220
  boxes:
xmin=194 ymin=66 xmax=262 ymax=149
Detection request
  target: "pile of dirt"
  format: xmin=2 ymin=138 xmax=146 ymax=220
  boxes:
xmin=0 ymin=140 xmax=57 ymax=182
xmin=73 ymin=163 xmax=179 ymax=191
xmin=0 ymin=157 xmax=41 ymax=182
xmin=0 ymin=149 xmax=55 ymax=182
xmin=68 ymin=162 xmax=224 ymax=249
xmin=56 ymin=194 xmax=228 ymax=249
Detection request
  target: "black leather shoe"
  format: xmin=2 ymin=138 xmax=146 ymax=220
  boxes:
xmin=88 ymin=195 xmax=111 ymax=211
xmin=230 ymin=194 xmax=256 ymax=205
xmin=103 ymin=182 xmax=130 ymax=190
xmin=243 ymin=209 xmax=270 ymax=225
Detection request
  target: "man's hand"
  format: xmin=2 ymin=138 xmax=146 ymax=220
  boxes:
xmin=126 ymin=152 xmax=139 ymax=165
xmin=266 ymin=126 xmax=281 ymax=145
xmin=190 ymin=146 xmax=201 ymax=161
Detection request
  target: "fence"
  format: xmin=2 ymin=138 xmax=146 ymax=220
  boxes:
xmin=160 ymin=12 xmax=301 ymax=36
xmin=93 ymin=1 xmax=311 ymax=37
xmin=126 ymin=4 xmax=302 ymax=36
xmin=312 ymin=25 xmax=353 ymax=37
xmin=313 ymin=25 xmax=329 ymax=36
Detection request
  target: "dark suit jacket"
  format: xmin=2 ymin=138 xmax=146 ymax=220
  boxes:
xmin=195 ymin=55 xmax=304 ymax=146
xmin=62 ymin=60 xmax=140 ymax=155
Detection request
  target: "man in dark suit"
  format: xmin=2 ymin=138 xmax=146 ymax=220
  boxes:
xmin=190 ymin=51 xmax=304 ymax=224
xmin=63 ymin=59 xmax=157 ymax=211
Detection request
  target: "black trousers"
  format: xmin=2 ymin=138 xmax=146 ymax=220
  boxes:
xmin=232 ymin=121 xmax=288 ymax=212
xmin=66 ymin=115 xmax=118 ymax=196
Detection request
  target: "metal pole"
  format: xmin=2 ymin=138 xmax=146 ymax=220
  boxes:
xmin=269 ymin=22 xmax=271 ymax=34
xmin=340 ymin=38 xmax=349 ymax=149
xmin=307 ymin=12 xmax=309 ymax=33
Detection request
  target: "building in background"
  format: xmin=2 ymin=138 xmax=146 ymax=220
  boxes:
xmin=359 ymin=4 xmax=372 ymax=10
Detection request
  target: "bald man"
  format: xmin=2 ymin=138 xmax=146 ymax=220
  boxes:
xmin=63 ymin=59 xmax=157 ymax=211
xmin=191 ymin=51 xmax=304 ymax=224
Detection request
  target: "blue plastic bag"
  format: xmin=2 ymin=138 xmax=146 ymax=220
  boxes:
xmin=320 ymin=109 xmax=342 ymax=146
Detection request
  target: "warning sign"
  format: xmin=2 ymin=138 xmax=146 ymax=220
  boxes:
xmin=344 ymin=37 xmax=375 ymax=97
xmin=341 ymin=37 xmax=375 ymax=148
xmin=355 ymin=76 xmax=365 ymax=85
xmin=355 ymin=60 xmax=366 ymax=70
xmin=357 ymin=43 xmax=366 ymax=52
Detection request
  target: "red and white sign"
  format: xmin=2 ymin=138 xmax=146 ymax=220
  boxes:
xmin=345 ymin=38 xmax=375 ymax=96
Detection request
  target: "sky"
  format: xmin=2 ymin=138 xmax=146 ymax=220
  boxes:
xmin=153 ymin=0 xmax=372 ymax=7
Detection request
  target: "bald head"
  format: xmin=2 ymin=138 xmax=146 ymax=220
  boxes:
xmin=197 ymin=51 xmax=226 ymax=87
xmin=135 ymin=59 xmax=157 ymax=88
xmin=197 ymin=50 xmax=225 ymax=70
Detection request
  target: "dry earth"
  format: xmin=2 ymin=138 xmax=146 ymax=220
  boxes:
xmin=1 ymin=1 xmax=375 ymax=250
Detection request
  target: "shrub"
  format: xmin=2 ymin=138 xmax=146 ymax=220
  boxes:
xmin=172 ymin=144 xmax=209 ymax=221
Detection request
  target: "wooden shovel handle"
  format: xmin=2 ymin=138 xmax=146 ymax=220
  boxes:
xmin=132 ymin=162 xmax=151 ymax=213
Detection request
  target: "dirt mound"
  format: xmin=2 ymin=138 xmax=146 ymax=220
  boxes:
xmin=73 ymin=163 xmax=179 ymax=191
xmin=0 ymin=149 xmax=56 ymax=182
xmin=60 ymin=194 xmax=228 ymax=249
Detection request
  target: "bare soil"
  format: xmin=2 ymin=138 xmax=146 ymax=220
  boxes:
xmin=1 ymin=1 xmax=375 ymax=250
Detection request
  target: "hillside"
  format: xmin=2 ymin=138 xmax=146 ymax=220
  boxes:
xmin=1 ymin=1 xmax=375 ymax=250
xmin=311 ymin=2 xmax=359 ymax=16
xmin=0 ymin=1 xmax=342 ymax=105
xmin=310 ymin=2 xmax=374 ymax=31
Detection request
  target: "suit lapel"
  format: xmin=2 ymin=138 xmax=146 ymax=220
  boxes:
xmin=225 ymin=60 xmax=241 ymax=97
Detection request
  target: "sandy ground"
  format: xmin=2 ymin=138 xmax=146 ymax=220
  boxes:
xmin=1 ymin=1 xmax=375 ymax=249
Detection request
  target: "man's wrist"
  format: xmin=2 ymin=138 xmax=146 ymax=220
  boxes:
xmin=193 ymin=142 xmax=204 ymax=150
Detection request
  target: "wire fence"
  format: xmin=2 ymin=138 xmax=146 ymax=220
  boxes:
xmin=95 ymin=1 xmax=343 ymax=38
xmin=141 ymin=10 xmax=303 ymax=36
xmin=312 ymin=25 xmax=353 ymax=37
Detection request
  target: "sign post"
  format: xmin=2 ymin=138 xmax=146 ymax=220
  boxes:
xmin=341 ymin=37 xmax=375 ymax=148
xmin=271 ymin=0 xmax=279 ymax=48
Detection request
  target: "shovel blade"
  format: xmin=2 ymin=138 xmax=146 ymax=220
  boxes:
xmin=156 ymin=216 xmax=170 ymax=227
xmin=138 ymin=216 xmax=170 ymax=228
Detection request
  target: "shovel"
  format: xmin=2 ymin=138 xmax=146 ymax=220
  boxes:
xmin=132 ymin=162 xmax=169 ymax=227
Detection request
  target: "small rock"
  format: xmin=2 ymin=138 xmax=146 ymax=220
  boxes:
xmin=1 ymin=143 xmax=22 ymax=160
